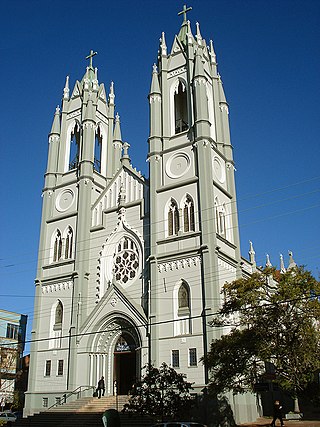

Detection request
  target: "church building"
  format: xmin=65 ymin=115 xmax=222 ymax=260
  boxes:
xmin=25 ymin=6 xmax=260 ymax=424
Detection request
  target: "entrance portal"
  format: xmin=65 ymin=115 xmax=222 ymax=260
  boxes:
xmin=113 ymin=335 xmax=137 ymax=395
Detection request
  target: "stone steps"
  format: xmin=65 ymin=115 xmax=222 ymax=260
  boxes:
xmin=15 ymin=395 xmax=155 ymax=427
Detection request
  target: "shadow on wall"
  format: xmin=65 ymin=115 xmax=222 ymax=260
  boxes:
xmin=193 ymin=390 xmax=237 ymax=427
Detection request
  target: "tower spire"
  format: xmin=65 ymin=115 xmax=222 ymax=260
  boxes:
xmin=249 ymin=241 xmax=256 ymax=269
xmin=177 ymin=4 xmax=192 ymax=43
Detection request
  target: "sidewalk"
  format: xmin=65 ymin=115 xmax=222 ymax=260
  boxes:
xmin=239 ymin=417 xmax=320 ymax=427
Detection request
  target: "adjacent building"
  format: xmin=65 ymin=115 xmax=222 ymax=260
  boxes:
xmin=0 ymin=309 xmax=27 ymax=410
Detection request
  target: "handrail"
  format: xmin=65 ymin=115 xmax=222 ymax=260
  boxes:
xmin=46 ymin=385 xmax=96 ymax=411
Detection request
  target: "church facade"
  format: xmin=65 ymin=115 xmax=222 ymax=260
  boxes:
xmin=25 ymin=10 xmax=259 ymax=424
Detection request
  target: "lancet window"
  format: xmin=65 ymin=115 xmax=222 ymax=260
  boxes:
xmin=94 ymin=126 xmax=102 ymax=173
xmin=54 ymin=301 xmax=63 ymax=329
xmin=174 ymin=80 xmax=188 ymax=134
xmin=64 ymin=227 xmax=73 ymax=259
xmin=53 ymin=230 xmax=63 ymax=262
xmin=215 ymin=198 xmax=227 ymax=239
xmin=168 ymin=199 xmax=180 ymax=236
xmin=69 ymin=123 xmax=80 ymax=170
xmin=183 ymin=195 xmax=195 ymax=232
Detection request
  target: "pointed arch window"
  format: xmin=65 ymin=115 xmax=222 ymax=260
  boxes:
xmin=215 ymin=198 xmax=227 ymax=239
xmin=65 ymin=227 xmax=73 ymax=259
xmin=54 ymin=301 xmax=63 ymax=330
xmin=69 ymin=123 xmax=80 ymax=170
xmin=178 ymin=282 xmax=190 ymax=315
xmin=183 ymin=195 xmax=195 ymax=232
xmin=94 ymin=126 xmax=102 ymax=173
xmin=168 ymin=199 xmax=180 ymax=236
xmin=53 ymin=230 xmax=63 ymax=262
xmin=174 ymin=80 xmax=188 ymax=134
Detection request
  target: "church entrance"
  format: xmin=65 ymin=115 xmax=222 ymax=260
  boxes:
xmin=113 ymin=334 xmax=138 ymax=395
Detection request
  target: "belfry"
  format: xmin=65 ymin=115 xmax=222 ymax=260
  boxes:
xmin=25 ymin=6 xmax=259 ymax=424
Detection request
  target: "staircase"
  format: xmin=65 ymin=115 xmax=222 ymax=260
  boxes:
xmin=15 ymin=396 xmax=155 ymax=427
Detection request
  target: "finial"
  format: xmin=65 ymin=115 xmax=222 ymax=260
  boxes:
xmin=153 ymin=63 xmax=158 ymax=73
xmin=178 ymin=4 xmax=192 ymax=24
xmin=266 ymin=254 xmax=272 ymax=267
xmin=280 ymin=254 xmax=286 ymax=274
xmin=248 ymin=241 xmax=256 ymax=270
xmin=209 ymin=40 xmax=217 ymax=63
xmin=196 ymin=22 xmax=202 ymax=45
xmin=85 ymin=49 xmax=97 ymax=68
xmin=63 ymin=75 xmax=70 ymax=100
xmin=55 ymin=105 xmax=60 ymax=114
xmin=121 ymin=142 xmax=131 ymax=167
xmin=160 ymin=32 xmax=167 ymax=56
xmin=109 ymin=81 xmax=115 ymax=105
xmin=287 ymin=251 xmax=297 ymax=270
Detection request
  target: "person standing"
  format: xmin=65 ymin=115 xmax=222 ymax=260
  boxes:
xmin=97 ymin=376 xmax=105 ymax=399
xmin=271 ymin=400 xmax=284 ymax=426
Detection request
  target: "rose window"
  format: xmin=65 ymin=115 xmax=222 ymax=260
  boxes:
xmin=113 ymin=237 xmax=140 ymax=285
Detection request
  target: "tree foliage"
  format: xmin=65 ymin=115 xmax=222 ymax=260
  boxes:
xmin=204 ymin=267 xmax=320 ymax=399
xmin=123 ymin=362 xmax=194 ymax=421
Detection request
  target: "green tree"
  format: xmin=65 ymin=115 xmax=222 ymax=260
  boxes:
xmin=204 ymin=266 xmax=320 ymax=413
xmin=123 ymin=362 xmax=194 ymax=421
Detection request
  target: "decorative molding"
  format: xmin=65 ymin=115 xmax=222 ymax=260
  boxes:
xmin=67 ymin=109 xmax=81 ymax=120
xmin=168 ymin=66 xmax=186 ymax=78
xmin=110 ymin=297 xmax=118 ymax=307
xmin=149 ymin=94 xmax=162 ymax=103
xmin=96 ymin=111 xmax=108 ymax=124
xmin=42 ymin=280 xmax=73 ymax=294
xmin=158 ymin=256 xmax=201 ymax=273
xmin=194 ymin=77 xmax=206 ymax=86
xmin=83 ymin=122 xmax=95 ymax=129
xmin=49 ymin=135 xmax=59 ymax=144
xmin=219 ymin=103 xmax=229 ymax=114
xmin=218 ymin=258 xmax=236 ymax=274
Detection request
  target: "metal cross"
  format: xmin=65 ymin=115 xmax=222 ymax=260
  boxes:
xmin=178 ymin=4 xmax=192 ymax=23
xmin=86 ymin=50 xmax=97 ymax=68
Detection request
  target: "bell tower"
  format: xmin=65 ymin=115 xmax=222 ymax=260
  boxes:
xmin=148 ymin=6 xmax=242 ymax=386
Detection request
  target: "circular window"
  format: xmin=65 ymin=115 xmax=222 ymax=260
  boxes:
xmin=113 ymin=237 xmax=140 ymax=286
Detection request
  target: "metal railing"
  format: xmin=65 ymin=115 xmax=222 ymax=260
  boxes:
xmin=46 ymin=385 xmax=96 ymax=411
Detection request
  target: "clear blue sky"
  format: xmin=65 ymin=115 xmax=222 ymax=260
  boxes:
xmin=1 ymin=0 xmax=319 ymax=350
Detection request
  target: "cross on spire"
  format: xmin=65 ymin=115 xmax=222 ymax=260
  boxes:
xmin=85 ymin=49 xmax=97 ymax=68
xmin=178 ymin=4 xmax=192 ymax=23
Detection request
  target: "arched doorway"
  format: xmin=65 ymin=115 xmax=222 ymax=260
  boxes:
xmin=89 ymin=315 xmax=141 ymax=396
xmin=114 ymin=333 xmax=138 ymax=395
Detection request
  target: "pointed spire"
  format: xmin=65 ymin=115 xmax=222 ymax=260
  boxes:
xmin=160 ymin=32 xmax=167 ymax=56
xmin=249 ymin=241 xmax=256 ymax=266
xmin=280 ymin=254 xmax=286 ymax=274
xmin=63 ymin=76 xmax=70 ymax=100
xmin=266 ymin=254 xmax=272 ymax=267
xmin=50 ymin=106 xmax=61 ymax=135
xmin=113 ymin=113 xmax=122 ymax=142
xmin=209 ymin=40 xmax=217 ymax=64
xmin=150 ymin=64 xmax=161 ymax=94
xmin=109 ymin=81 xmax=115 ymax=106
xmin=196 ymin=22 xmax=203 ymax=46
xmin=287 ymin=251 xmax=297 ymax=270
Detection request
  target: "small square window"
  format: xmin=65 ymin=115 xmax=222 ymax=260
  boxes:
xmin=43 ymin=397 xmax=48 ymax=408
xmin=172 ymin=350 xmax=180 ymax=368
xmin=57 ymin=360 xmax=63 ymax=376
xmin=189 ymin=348 xmax=197 ymax=366
xmin=45 ymin=360 xmax=51 ymax=376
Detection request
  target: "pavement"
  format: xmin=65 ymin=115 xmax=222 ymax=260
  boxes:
xmin=239 ymin=418 xmax=320 ymax=427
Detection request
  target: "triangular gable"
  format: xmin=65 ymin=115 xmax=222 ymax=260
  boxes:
xmin=71 ymin=80 xmax=82 ymax=99
xmin=78 ymin=283 xmax=147 ymax=341
xmin=91 ymin=166 xmax=147 ymax=227
xmin=170 ymin=35 xmax=187 ymax=58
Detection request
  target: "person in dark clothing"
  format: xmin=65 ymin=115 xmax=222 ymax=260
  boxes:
xmin=97 ymin=376 xmax=105 ymax=398
xmin=271 ymin=400 xmax=284 ymax=426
